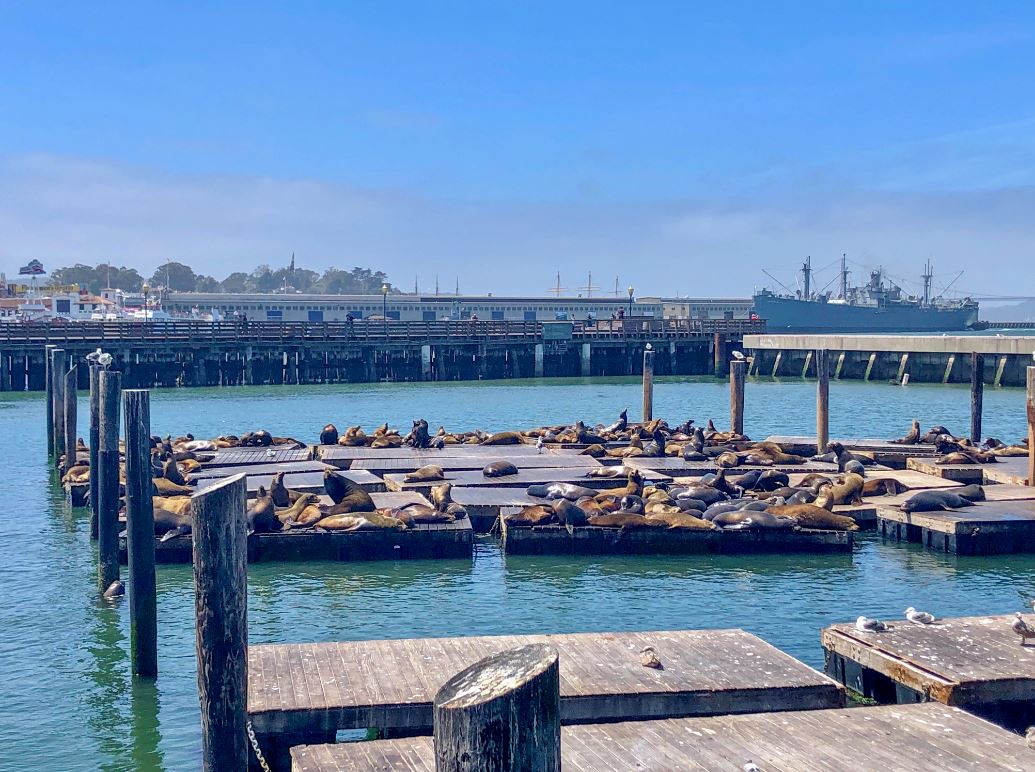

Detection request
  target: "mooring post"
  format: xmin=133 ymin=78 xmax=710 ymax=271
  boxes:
xmin=192 ymin=474 xmax=248 ymax=772
xmin=1027 ymin=366 xmax=1034 ymax=488
xmin=89 ymin=364 xmax=101 ymax=537
xmin=970 ymin=352 xmax=984 ymax=443
xmin=45 ymin=344 xmax=56 ymax=457
xmin=62 ymin=367 xmax=78 ymax=477
xmin=730 ymin=359 xmax=746 ymax=435
xmin=816 ymin=349 xmax=829 ymax=454
xmin=124 ymin=389 xmax=157 ymax=677
xmin=712 ymin=332 xmax=725 ymax=376
xmin=433 ymin=643 xmax=561 ymax=772
xmin=642 ymin=346 xmax=655 ymax=422
xmin=97 ymin=370 xmax=123 ymax=595
xmin=51 ymin=348 xmax=67 ymax=467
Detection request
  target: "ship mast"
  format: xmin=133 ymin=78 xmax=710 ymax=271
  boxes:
xmin=801 ymin=256 xmax=812 ymax=300
xmin=922 ymin=260 xmax=933 ymax=306
xmin=839 ymin=253 xmax=850 ymax=299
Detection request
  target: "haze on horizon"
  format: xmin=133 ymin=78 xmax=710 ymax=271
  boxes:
xmin=2 ymin=2 xmax=1034 ymax=299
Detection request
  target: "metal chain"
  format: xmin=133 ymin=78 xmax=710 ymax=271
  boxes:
xmin=246 ymin=720 xmax=273 ymax=772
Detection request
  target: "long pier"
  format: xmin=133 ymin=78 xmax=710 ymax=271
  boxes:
xmin=0 ymin=317 xmax=762 ymax=390
xmin=745 ymin=333 xmax=1034 ymax=386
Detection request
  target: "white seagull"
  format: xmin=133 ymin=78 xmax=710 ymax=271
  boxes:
xmin=535 ymin=435 xmax=544 ymax=454
xmin=732 ymin=350 xmax=745 ymax=361
xmin=97 ymin=352 xmax=113 ymax=369
xmin=855 ymin=616 xmax=888 ymax=633
xmin=1012 ymin=612 xmax=1035 ymax=644
xmin=645 ymin=342 xmax=653 ymax=352
xmin=85 ymin=347 xmax=103 ymax=364
xmin=743 ymin=762 xmax=761 ymax=772
xmin=905 ymin=607 xmax=935 ymax=625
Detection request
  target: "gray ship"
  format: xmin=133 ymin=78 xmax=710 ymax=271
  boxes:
xmin=753 ymin=257 xmax=979 ymax=333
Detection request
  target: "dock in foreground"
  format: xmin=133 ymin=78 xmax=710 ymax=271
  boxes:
xmin=822 ymin=613 xmax=1035 ymax=729
xmin=290 ymin=703 xmax=1030 ymax=772
xmin=876 ymin=498 xmax=1035 ymax=554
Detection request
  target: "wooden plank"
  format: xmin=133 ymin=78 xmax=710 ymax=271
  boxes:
xmin=317 ymin=444 xmax=548 ymax=468
xmin=631 ymin=457 xmax=840 ymax=475
xmin=203 ymin=446 xmax=310 ymax=467
xmin=190 ymin=460 xmax=331 ymax=480
xmin=766 ymin=435 xmax=940 ymax=456
xmin=193 ymin=469 xmax=385 ymax=497
xmin=984 ymin=456 xmax=1032 ymax=487
xmin=382 ymin=467 xmax=670 ymax=494
xmin=906 ymin=456 xmax=986 ymax=483
xmin=290 ymin=703 xmax=1033 ymax=772
xmin=249 ymin=629 xmax=844 ymax=737
xmin=350 ymin=454 xmax=601 ymax=475
xmin=788 ymin=469 xmax=960 ymax=491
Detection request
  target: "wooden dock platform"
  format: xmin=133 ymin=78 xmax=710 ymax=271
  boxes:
xmin=907 ymin=456 xmax=986 ymax=483
xmin=119 ymin=492 xmax=472 ymax=563
xmin=632 ymin=457 xmax=840 ymax=476
xmin=289 ymin=703 xmax=1031 ymax=772
xmin=317 ymin=444 xmax=550 ymax=468
xmin=349 ymin=454 xmax=601 ymax=475
xmin=984 ymin=456 xmax=1032 ymax=486
xmin=500 ymin=513 xmax=853 ymax=555
xmin=382 ymin=467 xmax=671 ymax=497
xmin=193 ymin=469 xmax=386 ymax=497
xmin=248 ymin=628 xmax=843 ymax=758
xmin=448 ymin=487 xmax=543 ymax=532
xmin=201 ymin=446 xmax=312 ymax=467
xmin=188 ymin=460 xmax=331 ymax=481
xmin=822 ymin=614 xmax=1035 ymax=729
xmin=876 ymin=499 xmax=1035 ymax=554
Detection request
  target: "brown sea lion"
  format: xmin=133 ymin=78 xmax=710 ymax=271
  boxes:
xmin=585 ymin=466 xmax=630 ymax=478
xmin=431 ymin=482 xmax=453 ymax=512
xmin=319 ymin=424 xmax=339 ymax=445
xmin=587 ymin=513 xmax=667 ymax=530
xmin=574 ymin=496 xmax=608 ymax=517
xmin=323 ymin=469 xmax=376 ymax=512
xmin=269 ymin=471 xmax=294 ymax=507
xmin=247 ymin=487 xmax=283 ymax=533
xmin=315 ymin=512 xmax=407 ymax=531
xmin=152 ymin=477 xmax=193 ymax=497
xmin=713 ymin=510 xmax=796 ymax=530
xmin=746 ymin=442 xmax=807 ymax=465
xmin=554 ymin=499 xmax=588 ymax=528
xmin=479 ymin=431 xmax=524 ymax=446
xmin=403 ymin=465 xmax=447 ymax=483
xmin=767 ymin=504 xmax=859 ymax=531
xmin=649 ymin=510 xmax=716 ymax=530
xmin=393 ymin=504 xmax=456 ymax=525
xmin=798 ymin=473 xmax=834 ymax=492
xmin=825 ymin=472 xmax=865 ymax=506
xmin=276 ymin=493 xmax=322 ymax=526
xmin=601 ymin=470 xmax=644 ymax=499
xmin=862 ymin=478 xmax=906 ymax=497
xmin=891 ymin=419 xmax=921 ymax=445
xmin=505 ymin=505 xmax=557 ymax=527
xmin=153 ymin=495 xmax=191 ymax=516
xmin=162 ymin=458 xmax=186 ymax=486
xmin=483 ymin=461 xmax=519 ymax=478
xmin=62 ymin=461 xmax=91 ymax=485
xmin=579 ymin=444 xmax=606 ymax=458
xmin=154 ymin=508 xmax=193 ymax=541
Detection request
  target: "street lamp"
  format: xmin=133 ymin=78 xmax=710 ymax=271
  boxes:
xmin=627 ymin=286 xmax=634 ymax=317
xmin=142 ymin=282 xmax=151 ymax=320
xmin=381 ymin=283 xmax=389 ymax=335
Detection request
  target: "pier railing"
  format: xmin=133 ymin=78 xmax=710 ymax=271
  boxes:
xmin=0 ymin=318 xmax=765 ymax=346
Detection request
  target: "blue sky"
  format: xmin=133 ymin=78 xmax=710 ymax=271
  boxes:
xmin=2 ymin=2 xmax=1034 ymax=296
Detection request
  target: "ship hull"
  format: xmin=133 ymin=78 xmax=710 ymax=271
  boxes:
xmin=753 ymin=295 xmax=978 ymax=333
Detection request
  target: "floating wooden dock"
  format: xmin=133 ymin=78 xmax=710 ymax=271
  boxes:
xmin=382 ymin=467 xmax=671 ymax=497
xmin=289 ymin=703 xmax=1032 ymax=772
xmin=349 ymin=453 xmax=601 ymax=475
xmin=119 ymin=492 xmax=472 ymax=564
xmin=629 ymin=457 xmax=840 ymax=476
xmin=876 ymin=499 xmax=1035 ymax=554
xmin=822 ymin=614 xmax=1035 ymax=730
xmin=500 ymin=513 xmax=853 ymax=555
xmin=448 ymin=487 xmax=544 ymax=532
xmin=317 ymin=444 xmax=550 ymax=468
xmin=248 ymin=628 xmax=843 ymax=760
xmin=984 ymin=456 xmax=1032 ymax=486
xmin=906 ymin=456 xmax=986 ymax=483
xmin=188 ymin=459 xmax=331 ymax=481
xmin=202 ymin=446 xmax=312 ymax=467
xmin=193 ymin=469 xmax=386 ymax=497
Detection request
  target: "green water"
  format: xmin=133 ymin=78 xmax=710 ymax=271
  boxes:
xmin=2 ymin=376 xmax=1034 ymax=771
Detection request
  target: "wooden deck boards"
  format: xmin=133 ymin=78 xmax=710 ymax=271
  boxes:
xmin=767 ymin=434 xmax=941 ymax=456
xmin=290 ymin=703 xmax=1031 ymax=772
xmin=447 ymin=487 xmax=543 ymax=531
xmin=193 ymin=469 xmax=386 ymax=497
xmin=984 ymin=457 xmax=1032 ymax=486
xmin=642 ymin=459 xmax=840 ymax=476
xmin=317 ymin=444 xmax=548 ymax=468
xmin=822 ymin=614 xmax=1035 ymax=708
xmin=876 ymin=499 xmax=1035 ymax=554
xmin=249 ymin=628 xmax=843 ymax=737
xmin=907 ymin=456 xmax=987 ymax=483
xmin=189 ymin=460 xmax=332 ymax=481
xmin=350 ymin=454 xmax=601 ymax=475
xmin=382 ymin=467 xmax=671 ymax=496
xmin=201 ymin=446 xmax=311 ymax=467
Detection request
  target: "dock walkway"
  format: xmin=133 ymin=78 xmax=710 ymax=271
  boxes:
xmin=382 ymin=466 xmax=671 ymax=496
xmin=290 ymin=703 xmax=1031 ymax=772
xmin=876 ymin=499 xmax=1035 ymax=554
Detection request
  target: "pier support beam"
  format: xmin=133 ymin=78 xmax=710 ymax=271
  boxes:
xmin=642 ymin=346 xmax=654 ymax=421
xmin=62 ymin=367 xmax=78 ymax=477
xmin=942 ymin=354 xmax=956 ymax=384
xmin=421 ymin=345 xmax=433 ymax=380
xmin=816 ymin=349 xmax=829 ymax=453
xmin=581 ymin=343 xmax=592 ymax=377
xmin=971 ymin=353 xmax=984 ymax=444
xmin=801 ymin=350 xmax=813 ymax=378
xmin=97 ymin=370 xmax=122 ymax=596
xmin=192 ymin=474 xmax=248 ymax=772
xmin=730 ymin=359 xmax=746 ymax=435
xmin=713 ymin=333 xmax=726 ymax=376
xmin=124 ymin=389 xmax=157 ymax=677
xmin=51 ymin=349 xmax=67 ymax=467
xmin=896 ymin=353 xmax=909 ymax=383
xmin=863 ymin=352 xmax=877 ymax=382
xmin=1027 ymin=367 xmax=1034 ymax=488
xmin=45 ymin=345 xmax=56 ymax=456
xmin=88 ymin=365 xmax=100 ymax=537
xmin=433 ymin=644 xmax=561 ymax=772
xmin=534 ymin=344 xmax=544 ymax=378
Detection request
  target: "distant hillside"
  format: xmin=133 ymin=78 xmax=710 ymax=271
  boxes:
xmin=981 ymin=300 xmax=1035 ymax=323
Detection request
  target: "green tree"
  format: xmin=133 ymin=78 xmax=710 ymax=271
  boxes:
xmin=195 ymin=275 xmax=220 ymax=292
xmin=149 ymin=261 xmax=198 ymax=291
xmin=220 ymin=272 xmax=248 ymax=292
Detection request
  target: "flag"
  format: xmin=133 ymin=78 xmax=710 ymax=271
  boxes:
xmin=18 ymin=259 xmax=45 ymax=276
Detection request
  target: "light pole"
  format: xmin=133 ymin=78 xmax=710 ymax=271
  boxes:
xmin=381 ymin=283 xmax=389 ymax=337
xmin=627 ymin=286 xmax=634 ymax=317
xmin=142 ymin=282 xmax=151 ymax=320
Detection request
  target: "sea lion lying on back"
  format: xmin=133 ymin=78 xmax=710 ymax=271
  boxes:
xmin=766 ymin=504 xmax=859 ymax=531
xmin=481 ymin=431 xmax=525 ymax=446
xmin=483 ymin=461 xmax=519 ymax=478
xmin=404 ymin=465 xmax=447 ymax=483
xmin=323 ymin=469 xmax=376 ymax=512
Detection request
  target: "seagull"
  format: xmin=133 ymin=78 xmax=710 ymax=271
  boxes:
xmin=1026 ymin=726 xmax=1035 ymax=750
xmin=743 ymin=763 xmax=761 ymax=772
xmin=855 ymin=616 xmax=888 ymax=633
xmin=85 ymin=347 xmax=103 ymax=364
xmin=905 ymin=607 xmax=936 ymax=625
xmin=1012 ymin=613 xmax=1035 ymax=645
xmin=536 ymin=436 xmax=544 ymax=454
xmin=97 ymin=352 xmax=113 ymax=369
xmin=732 ymin=350 xmax=745 ymax=361
xmin=639 ymin=646 xmax=662 ymax=669
xmin=645 ymin=343 xmax=653 ymax=352
xmin=266 ymin=449 xmax=275 ymax=457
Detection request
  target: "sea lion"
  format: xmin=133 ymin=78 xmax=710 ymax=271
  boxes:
xmin=162 ymin=458 xmax=186 ymax=486
xmin=826 ymin=442 xmax=875 ymax=470
xmin=954 ymin=484 xmax=986 ymax=502
xmin=505 ymin=505 xmax=557 ymax=527
xmin=407 ymin=419 xmax=431 ymax=449
xmin=481 ymin=431 xmax=525 ymax=446
xmin=154 ymin=508 xmax=192 ymax=541
xmin=822 ymin=473 xmax=865 ymax=506
xmin=712 ymin=510 xmax=795 ymax=530
xmin=715 ymin=452 xmax=741 ymax=469
xmin=554 ymin=499 xmax=588 ymax=528
xmin=404 ymin=465 xmax=447 ymax=483
xmin=650 ymin=510 xmax=716 ymax=530
xmin=587 ymin=513 xmax=667 ymax=530
xmin=766 ymin=504 xmax=859 ymax=531
xmin=431 ymin=482 xmax=453 ymax=512
xmin=270 ymin=471 xmax=294 ymax=508
xmin=483 ymin=461 xmax=519 ymax=478
xmin=798 ymin=473 xmax=834 ymax=492
xmin=323 ymin=469 xmax=376 ymax=512
xmin=152 ymin=477 xmax=193 ymax=497
xmin=619 ymin=495 xmax=644 ymax=514
xmin=319 ymin=424 xmax=339 ymax=445
xmin=315 ymin=512 xmax=407 ymax=531
xmin=585 ymin=465 xmax=631 ymax=478
xmin=753 ymin=471 xmax=790 ymax=492
xmin=277 ymin=493 xmax=323 ymax=527
xmin=892 ymin=419 xmax=921 ymax=445
xmin=676 ymin=486 xmax=727 ymax=506
xmin=153 ymin=495 xmax=191 ymax=516
xmin=247 ymin=488 xmax=283 ymax=534
xmin=902 ymin=490 xmax=976 ymax=513
xmin=526 ymin=482 xmax=598 ymax=501
xmin=393 ymin=504 xmax=455 ymax=525
xmin=603 ymin=409 xmax=629 ymax=435
xmin=338 ymin=426 xmax=367 ymax=446
xmin=602 ymin=470 xmax=644 ymax=499
xmin=746 ymin=441 xmax=807 ymax=465
xmin=862 ymin=478 xmax=906 ymax=497
xmin=580 ymin=444 xmax=606 ymax=458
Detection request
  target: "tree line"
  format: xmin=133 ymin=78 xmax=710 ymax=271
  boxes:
xmin=47 ymin=261 xmax=397 ymax=295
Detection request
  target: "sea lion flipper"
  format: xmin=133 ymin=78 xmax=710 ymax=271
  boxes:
xmin=565 ymin=523 xmax=574 ymax=536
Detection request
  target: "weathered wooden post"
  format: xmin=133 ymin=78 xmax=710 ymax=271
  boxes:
xmin=192 ymin=474 xmax=248 ymax=772
xmin=434 ymin=643 xmax=561 ymax=772
xmin=816 ymin=349 xmax=829 ymax=453
xmin=1027 ymin=367 xmax=1034 ymax=488
xmin=124 ymin=389 xmax=157 ymax=677
xmin=62 ymin=367 xmax=78 ymax=476
xmin=642 ymin=346 xmax=655 ymax=422
xmin=51 ymin=348 xmax=67 ymax=467
xmin=970 ymin=352 xmax=984 ymax=443
xmin=89 ymin=364 xmax=101 ymax=537
xmin=730 ymin=359 xmax=746 ymax=435
xmin=45 ymin=344 xmax=56 ymax=457
xmin=712 ymin=332 xmax=726 ymax=376
xmin=97 ymin=370 xmax=122 ymax=595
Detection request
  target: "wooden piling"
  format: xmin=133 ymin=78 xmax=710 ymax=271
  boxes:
xmin=124 ymin=389 xmax=157 ymax=677
xmin=816 ymin=349 xmax=829 ymax=453
xmin=62 ymin=367 xmax=78 ymax=476
xmin=89 ymin=365 xmax=100 ymax=536
xmin=51 ymin=349 xmax=66 ymax=467
xmin=1028 ymin=366 xmax=1034 ymax=488
xmin=642 ymin=347 xmax=654 ymax=422
xmin=45 ymin=344 xmax=56 ymax=457
xmin=97 ymin=370 xmax=122 ymax=595
xmin=192 ymin=474 xmax=248 ymax=772
xmin=730 ymin=359 xmax=746 ymax=435
xmin=971 ymin=353 xmax=984 ymax=443
xmin=433 ymin=643 xmax=561 ymax=772
xmin=712 ymin=333 xmax=726 ymax=376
